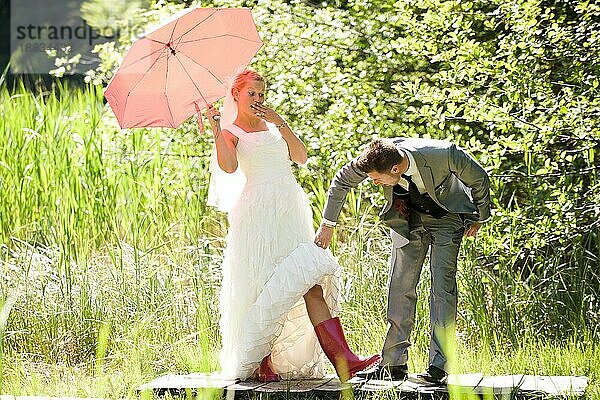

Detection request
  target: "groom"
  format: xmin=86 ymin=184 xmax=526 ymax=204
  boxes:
xmin=314 ymin=138 xmax=490 ymax=383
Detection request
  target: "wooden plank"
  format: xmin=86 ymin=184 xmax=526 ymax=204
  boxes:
xmin=137 ymin=373 xmax=237 ymax=391
xmin=440 ymin=373 xmax=485 ymax=396
xmin=360 ymin=379 xmax=403 ymax=392
xmin=312 ymin=375 xmax=355 ymax=394
xmin=224 ymin=379 xmax=270 ymax=393
xmin=358 ymin=372 xmax=416 ymax=392
xmin=519 ymin=375 xmax=589 ymax=396
xmin=254 ymin=377 xmax=333 ymax=393
xmin=447 ymin=373 xmax=484 ymax=388
xmin=135 ymin=372 xmax=590 ymax=398
xmin=360 ymin=374 xmax=444 ymax=396
xmin=406 ymin=376 xmax=441 ymax=397
xmin=474 ymin=374 xmax=524 ymax=396
xmin=405 ymin=375 xmax=441 ymax=388
xmin=396 ymin=378 xmax=423 ymax=393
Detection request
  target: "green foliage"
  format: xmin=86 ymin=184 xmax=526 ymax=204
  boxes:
xmin=231 ymin=0 xmax=600 ymax=344
xmin=1 ymin=0 xmax=599 ymax=396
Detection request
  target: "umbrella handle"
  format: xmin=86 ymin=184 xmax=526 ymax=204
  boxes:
xmin=194 ymin=102 xmax=220 ymax=121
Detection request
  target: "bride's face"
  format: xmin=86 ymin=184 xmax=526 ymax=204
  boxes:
xmin=235 ymin=80 xmax=266 ymax=113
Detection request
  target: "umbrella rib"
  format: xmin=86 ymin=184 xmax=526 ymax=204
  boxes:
xmin=175 ymin=49 xmax=228 ymax=87
xmin=177 ymin=55 xmax=211 ymax=108
xmin=120 ymin=44 xmax=165 ymax=70
xmin=168 ymin=16 xmax=179 ymax=46
xmin=142 ymin=11 xmax=220 ymax=49
xmin=127 ymin=51 xmax=167 ymax=94
xmin=123 ymin=52 xmax=169 ymax=122
xmin=174 ymin=51 xmax=222 ymax=101
xmin=164 ymin=53 xmax=176 ymax=127
xmin=144 ymin=37 xmax=167 ymax=45
xmin=172 ymin=27 xmax=187 ymax=50
xmin=171 ymin=9 xmax=218 ymax=44
xmin=178 ymin=34 xmax=262 ymax=45
xmin=140 ymin=9 xmax=214 ymax=46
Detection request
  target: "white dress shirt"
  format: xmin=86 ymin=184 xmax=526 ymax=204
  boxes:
xmin=399 ymin=149 xmax=426 ymax=194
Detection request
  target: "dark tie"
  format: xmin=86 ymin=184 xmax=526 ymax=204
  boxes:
xmin=402 ymin=174 xmax=448 ymax=218
xmin=402 ymin=174 xmax=414 ymax=188
xmin=402 ymin=174 xmax=420 ymax=195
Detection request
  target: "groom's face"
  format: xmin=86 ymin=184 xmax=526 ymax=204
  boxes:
xmin=367 ymin=167 xmax=401 ymax=186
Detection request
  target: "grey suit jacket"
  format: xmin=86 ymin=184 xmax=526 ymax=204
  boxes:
xmin=322 ymin=138 xmax=491 ymax=243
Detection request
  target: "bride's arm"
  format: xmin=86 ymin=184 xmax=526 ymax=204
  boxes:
xmin=205 ymin=104 xmax=239 ymax=173
xmin=277 ymin=123 xmax=308 ymax=165
xmin=215 ymin=130 xmax=239 ymax=173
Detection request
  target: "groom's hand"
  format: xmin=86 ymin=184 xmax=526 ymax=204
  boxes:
xmin=464 ymin=221 xmax=483 ymax=237
xmin=314 ymin=225 xmax=334 ymax=249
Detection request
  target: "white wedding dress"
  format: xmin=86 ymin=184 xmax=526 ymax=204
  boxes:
xmin=217 ymin=123 xmax=341 ymax=380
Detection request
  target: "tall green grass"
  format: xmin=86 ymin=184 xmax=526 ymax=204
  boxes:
xmin=0 ymin=80 xmax=222 ymax=397
xmin=0 ymin=81 xmax=598 ymax=398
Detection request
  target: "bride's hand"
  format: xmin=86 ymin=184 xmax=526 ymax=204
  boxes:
xmin=314 ymin=225 xmax=334 ymax=249
xmin=206 ymin=103 xmax=221 ymax=134
xmin=250 ymin=103 xmax=284 ymax=126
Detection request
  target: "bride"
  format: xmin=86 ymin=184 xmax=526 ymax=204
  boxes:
xmin=203 ymin=69 xmax=380 ymax=382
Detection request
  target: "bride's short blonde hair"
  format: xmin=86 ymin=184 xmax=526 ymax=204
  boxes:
xmin=231 ymin=70 xmax=265 ymax=94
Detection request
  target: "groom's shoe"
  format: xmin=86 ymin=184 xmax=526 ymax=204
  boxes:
xmin=417 ymin=365 xmax=447 ymax=385
xmin=356 ymin=364 xmax=408 ymax=381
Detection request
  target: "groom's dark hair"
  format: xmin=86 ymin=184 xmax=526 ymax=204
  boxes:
xmin=356 ymin=139 xmax=404 ymax=173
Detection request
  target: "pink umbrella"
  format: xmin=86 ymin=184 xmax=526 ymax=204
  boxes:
xmin=104 ymin=7 xmax=263 ymax=128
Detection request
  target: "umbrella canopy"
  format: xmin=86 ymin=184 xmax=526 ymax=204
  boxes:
xmin=104 ymin=7 xmax=263 ymax=128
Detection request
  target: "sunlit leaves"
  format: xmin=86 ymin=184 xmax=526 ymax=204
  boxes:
xmin=75 ymin=0 xmax=599 ymax=340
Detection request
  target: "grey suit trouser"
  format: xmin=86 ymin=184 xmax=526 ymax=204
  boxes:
xmin=382 ymin=210 xmax=464 ymax=371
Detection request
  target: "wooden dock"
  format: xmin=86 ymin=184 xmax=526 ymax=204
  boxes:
xmin=137 ymin=372 xmax=589 ymax=399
